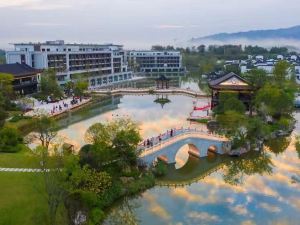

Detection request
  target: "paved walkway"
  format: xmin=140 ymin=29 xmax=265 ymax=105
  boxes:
xmin=24 ymin=97 xmax=91 ymax=117
xmin=0 ymin=168 xmax=44 ymax=172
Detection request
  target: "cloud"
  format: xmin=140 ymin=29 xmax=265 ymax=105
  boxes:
xmin=25 ymin=22 xmax=67 ymax=27
xmin=230 ymin=204 xmax=252 ymax=217
xmin=171 ymin=187 xmax=219 ymax=204
xmin=154 ymin=25 xmax=185 ymax=29
xmin=0 ymin=0 xmax=71 ymax=10
xmin=241 ymin=220 xmax=256 ymax=225
xmin=187 ymin=211 xmax=221 ymax=223
xmin=259 ymin=202 xmax=281 ymax=213
xmin=143 ymin=193 xmax=171 ymax=221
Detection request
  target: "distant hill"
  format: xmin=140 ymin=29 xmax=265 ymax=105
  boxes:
xmin=191 ymin=25 xmax=300 ymax=43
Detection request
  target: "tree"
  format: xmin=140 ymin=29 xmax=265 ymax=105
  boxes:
xmin=223 ymin=151 xmax=273 ymax=185
xmin=151 ymin=45 xmax=165 ymax=51
xmin=35 ymin=145 xmax=69 ymax=225
xmin=84 ymin=118 xmax=142 ymax=170
xmin=255 ymin=84 xmax=294 ymax=118
xmin=69 ymin=165 xmax=112 ymax=195
xmin=273 ymin=60 xmax=291 ymax=86
xmin=225 ymin=64 xmax=241 ymax=75
xmin=72 ymin=73 xmax=89 ymax=97
xmin=0 ymin=73 xmax=14 ymax=97
xmin=269 ymin=47 xmax=288 ymax=55
xmin=217 ymin=111 xmax=247 ymax=138
xmin=243 ymin=68 xmax=268 ymax=89
xmin=0 ymin=126 xmax=23 ymax=152
xmin=40 ymin=69 xmax=63 ymax=99
xmin=0 ymin=92 xmax=8 ymax=128
xmin=197 ymin=45 xmax=206 ymax=54
xmin=33 ymin=116 xmax=58 ymax=150
xmin=214 ymin=93 xmax=246 ymax=115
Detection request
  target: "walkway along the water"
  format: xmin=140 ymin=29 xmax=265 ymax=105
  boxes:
xmin=90 ymin=87 xmax=209 ymax=98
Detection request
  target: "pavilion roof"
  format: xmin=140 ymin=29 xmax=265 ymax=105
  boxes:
xmin=208 ymin=72 xmax=253 ymax=91
xmin=156 ymin=74 xmax=170 ymax=81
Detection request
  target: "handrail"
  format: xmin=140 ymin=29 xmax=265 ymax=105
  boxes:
xmin=139 ymin=128 xmax=228 ymax=157
xmin=90 ymin=87 xmax=209 ymax=97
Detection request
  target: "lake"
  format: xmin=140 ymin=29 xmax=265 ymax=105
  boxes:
xmin=57 ymin=78 xmax=300 ymax=225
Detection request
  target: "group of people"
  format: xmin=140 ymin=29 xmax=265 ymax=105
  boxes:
xmin=49 ymin=97 xmax=83 ymax=115
xmin=143 ymin=128 xmax=176 ymax=148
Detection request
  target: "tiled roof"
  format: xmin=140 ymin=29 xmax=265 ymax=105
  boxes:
xmin=0 ymin=63 xmax=40 ymax=77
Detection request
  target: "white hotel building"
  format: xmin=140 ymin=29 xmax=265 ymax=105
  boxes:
xmin=126 ymin=50 xmax=185 ymax=76
xmin=6 ymin=40 xmax=133 ymax=88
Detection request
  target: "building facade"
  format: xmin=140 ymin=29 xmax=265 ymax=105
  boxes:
xmin=6 ymin=40 xmax=133 ymax=88
xmin=0 ymin=63 xmax=41 ymax=95
xmin=126 ymin=50 xmax=185 ymax=76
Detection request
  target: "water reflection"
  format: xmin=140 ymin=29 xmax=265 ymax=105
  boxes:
xmin=53 ymin=78 xmax=300 ymax=225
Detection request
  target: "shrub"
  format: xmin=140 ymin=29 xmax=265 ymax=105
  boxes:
xmin=90 ymin=208 xmax=105 ymax=224
xmin=152 ymin=161 xmax=167 ymax=177
xmin=9 ymin=114 xmax=31 ymax=123
xmin=0 ymin=126 xmax=23 ymax=152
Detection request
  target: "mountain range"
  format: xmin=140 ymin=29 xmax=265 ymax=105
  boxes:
xmin=191 ymin=25 xmax=300 ymax=43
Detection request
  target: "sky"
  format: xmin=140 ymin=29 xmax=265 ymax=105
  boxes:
xmin=0 ymin=0 xmax=300 ymax=49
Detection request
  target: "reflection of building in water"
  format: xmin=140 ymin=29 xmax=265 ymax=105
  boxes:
xmin=156 ymin=74 xmax=170 ymax=89
xmin=208 ymin=72 xmax=254 ymax=110
xmin=154 ymin=94 xmax=171 ymax=108
xmin=58 ymin=95 xmax=122 ymax=128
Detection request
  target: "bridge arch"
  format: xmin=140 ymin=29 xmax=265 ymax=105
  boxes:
xmin=139 ymin=129 xmax=229 ymax=166
xmin=156 ymin=155 xmax=169 ymax=164
xmin=174 ymin=143 xmax=201 ymax=169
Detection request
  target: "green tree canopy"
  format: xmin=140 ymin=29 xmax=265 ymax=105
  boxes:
xmin=255 ymin=84 xmax=294 ymax=118
xmin=243 ymin=68 xmax=268 ymax=89
xmin=40 ymin=69 xmax=63 ymax=99
xmin=214 ymin=93 xmax=246 ymax=115
xmin=83 ymin=118 xmax=142 ymax=170
xmin=273 ymin=60 xmax=291 ymax=85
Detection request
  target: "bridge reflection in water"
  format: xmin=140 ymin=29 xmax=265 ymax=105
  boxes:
xmin=156 ymin=154 xmax=229 ymax=187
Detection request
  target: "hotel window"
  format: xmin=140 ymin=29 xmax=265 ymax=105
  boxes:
xmin=90 ymin=79 xmax=95 ymax=86
xmin=97 ymin=78 xmax=102 ymax=85
xmin=114 ymin=76 xmax=118 ymax=82
xmin=108 ymin=76 xmax=113 ymax=83
xmin=103 ymin=77 xmax=107 ymax=84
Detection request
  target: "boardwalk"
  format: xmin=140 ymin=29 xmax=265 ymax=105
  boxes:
xmin=91 ymin=87 xmax=209 ymax=98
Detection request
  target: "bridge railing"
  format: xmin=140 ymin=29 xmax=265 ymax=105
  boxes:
xmin=139 ymin=128 xmax=227 ymax=157
xmin=90 ymin=87 xmax=207 ymax=97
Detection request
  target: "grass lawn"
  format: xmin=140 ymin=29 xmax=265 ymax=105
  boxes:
xmin=0 ymin=173 xmax=67 ymax=225
xmin=0 ymin=173 xmax=47 ymax=225
xmin=0 ymin=148 xmax=40 ymax=168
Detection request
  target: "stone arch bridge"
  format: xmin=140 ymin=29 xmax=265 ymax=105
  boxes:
xmin=139 ymin=128 xmax=231 ymax=165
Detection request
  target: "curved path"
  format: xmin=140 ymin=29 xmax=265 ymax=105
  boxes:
xmin=91 ymin=87 xmax=209 ymax=98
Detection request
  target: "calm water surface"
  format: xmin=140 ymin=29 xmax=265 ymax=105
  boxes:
xmin=57 ymin=79 xmax=300 ymax=225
